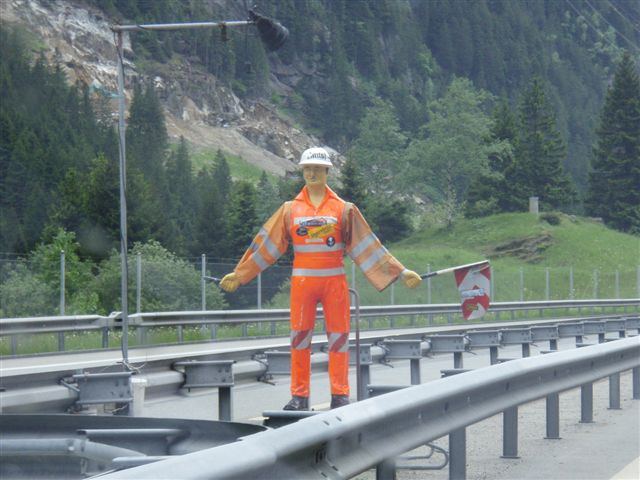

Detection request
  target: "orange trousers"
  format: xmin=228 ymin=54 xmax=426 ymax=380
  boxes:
xmin=289 ymin=274 xmax=350 ymax=397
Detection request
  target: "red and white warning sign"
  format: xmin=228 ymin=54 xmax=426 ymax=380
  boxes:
xmin=454 ymin=261 xmax=491 ymax=320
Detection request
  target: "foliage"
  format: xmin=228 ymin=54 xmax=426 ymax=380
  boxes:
xmin=337 ymin=155 xmax=367 ymax=207
xmin=348 ymin=99 xmax=407 ymax=190
xmin=0 ymin=263 xmax=55 ymax=317
xmin=586 ymin=52 xmax=640 ymax=233
xmin=512 ymin=78 xmax=577 ymax=211
xmin=404 ymin=78 xmax=505 ymax=222
xmin=93 ymin=240 xmax=226 ymax=314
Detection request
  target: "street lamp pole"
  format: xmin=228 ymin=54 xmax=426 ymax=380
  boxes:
xmin=110 ymin=13 xmax=287 ymax=367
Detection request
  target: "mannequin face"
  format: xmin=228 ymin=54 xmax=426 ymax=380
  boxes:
xmin=302 ymin=165 xmax=329 ymax=187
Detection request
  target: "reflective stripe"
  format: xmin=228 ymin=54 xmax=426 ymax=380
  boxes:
xmin=294 ymin=216 xmax=338 ymax=225
xmin=349 ymin=233 xmax=377 ymax=259
xmin=328 ymin=332 xmax=349 ymax=353
xmin=291 ymin=329 xmax=313 ymax=350
xmin=250 ymin=228 xmax=268 ymax=252
xmin=262 ymin=235 xmax=282 ymax=260
xmin=360 ymin=246 xmax=387 ymax=272
xmin=252 ymin=251 xmax=269 ymax=271
xmin=292 ymin=267 xmax=345 ymax=277
xmin=293 ymin=243 xmax=344 ymax=253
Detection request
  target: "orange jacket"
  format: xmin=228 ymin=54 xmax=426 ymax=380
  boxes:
xmin=233 ymin=186 xmax=407 ymax=291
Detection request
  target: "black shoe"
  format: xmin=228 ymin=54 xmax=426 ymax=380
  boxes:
xmin=283 ymin=395 xmax=309 ymax=411
xmin=330 ymin=394 xmax=350 ymax=409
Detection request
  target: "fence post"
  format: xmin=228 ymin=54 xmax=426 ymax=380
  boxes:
xmin=136 ymin=253 xmax=142 ymax=313
xmin=519 ymin=267 xmax=524 ymax=302
xmin=351 ymin=260 xmax=356 ymax=290
xmin=569 ymin=266 xmax=574 ymax=300
xmin=491 ymin=268 xmax=495 ymax=303
xmin=60 ymin=250 xmax=65 ymax=316
xmin=545 ymin=268 xmax=550 ymax=300
xmin=427 ymin=264 xmax=431 ymax=304
xmin=201 ymin=254 xmax=206 ymax=311
xmin=135 ymin=252 xmax=145 ymax=345
xmin=257 ymin=273 xmax=262 ymax=309
xmin=58 ymin=250 xmax=65 ymax=352
xmin=390 ymin=281 xmax=395 ymax=305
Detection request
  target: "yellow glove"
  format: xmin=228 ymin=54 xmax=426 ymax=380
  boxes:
xmin=220 ymin=272 xmax=241 ymax=293
xmin=402 ymin=270 xmax=422 ymax=289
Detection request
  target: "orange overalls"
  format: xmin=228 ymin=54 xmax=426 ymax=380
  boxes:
xmin=232 ymin=186 xmax=408 ymax=399
xmin=288 ymin=187 xmax=350 ymax=396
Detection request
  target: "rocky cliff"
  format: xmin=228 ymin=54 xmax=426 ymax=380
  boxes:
xmin=1 ymin=0 xmax=338 ymax=176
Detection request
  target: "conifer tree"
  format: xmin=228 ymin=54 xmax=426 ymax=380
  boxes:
xmin=586 ymin=52 xmax=640 ymax=233
xmin=256 ymin=171 xmax=280 ymax=225
xmin=166 ymin=137 xmax=196 ymax=253
xmin=337 ymin=155 xmax=367 ymax=208
xmin=224 ymin=181 xmax=259 ymax=258
xmin=513 ymin=78 xmax=576 ymax=210
xmin=192 ymin=151 xmax=232 ymax=256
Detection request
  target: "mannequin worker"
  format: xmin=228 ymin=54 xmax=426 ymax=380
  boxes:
xmin=220 ymin=147 xmax=422 ymax=410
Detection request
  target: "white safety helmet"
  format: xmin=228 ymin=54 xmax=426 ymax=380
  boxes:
xmin=299 ymin=147 xmax=333 ymax=167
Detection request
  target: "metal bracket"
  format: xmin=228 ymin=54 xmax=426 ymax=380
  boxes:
xmin=530 ymin=326 xmax=559 ymax=342
xmin=349 ymin=343 xmax=372 ymax=366
xmin=382 ymin=339 xmax=422 ymax=360
xmin=72 ymin=372 xmax=133 ymax=406
xmin=465 ymin=330 xmax=501 ymax=348
xmin=173 ymin=360 xmax=235 ymax=390
xmin=558 ymin=322 xmax=584 ymax=337
xmin=425 ymin=335 xmax=467 ymax=353
xmin=500 ymin=328 xmax=532 ymax=345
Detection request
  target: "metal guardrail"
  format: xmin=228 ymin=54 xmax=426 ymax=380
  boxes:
xmin=100 ymin=336 xmax=640 ymax=479
xmin=2 ymin=299 xmax=638 ymax=336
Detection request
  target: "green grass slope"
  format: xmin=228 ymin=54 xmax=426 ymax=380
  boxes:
xmin=268 ymin=212 xmax=639 ymax=308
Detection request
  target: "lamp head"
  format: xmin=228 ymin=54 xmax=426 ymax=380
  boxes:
xmin=248 ymin=9 xmax=289 ymax=51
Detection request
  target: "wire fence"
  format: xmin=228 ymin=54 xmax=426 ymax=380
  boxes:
xmin=1 ymin=252 xmax=639 ymax=318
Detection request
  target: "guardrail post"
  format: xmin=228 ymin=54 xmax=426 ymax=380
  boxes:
xmin=502 ymin=406 xmax=519 ymax=459
xmin=449 ymin=428 xmax=466 ymax=480
xmin=102 ymin=327 xmax=109 ymax=348
xmin=376 ymin=458 xmax=396 ymax=480
xmin=580 ymin=383 xmax=593 ymax=423
xmin=10 ymin=335 xmax=18 ymax=355
xmin=545 ymin=392 xmax=561 ymax=439
xmin=633 ymin=367 xmax=640 ymax=400
xmin=427 ymin=264 xmax=431 ymax=304
xmin=177 ymin=325 xmax=184 ymax=343
xmin=489 ymin=346 xmax=498 ymax=365
xmin=174 ymin=360 xmax=235 ymax=421
xmin=615 ymin=270 xmax=619 ymax=299
xmin=390 ymin=282 xmax=395 ymax=305
xmin=453 ymin=351 xmax=463 ymax=369
xmin=609 ymin=372 xmax=621 ymax=410
xmin=410 ymin=359 xmax=420 ymax=385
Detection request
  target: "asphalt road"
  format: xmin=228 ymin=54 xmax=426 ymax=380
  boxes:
xmin=140 ymin=338 xmax=640 ymax=480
